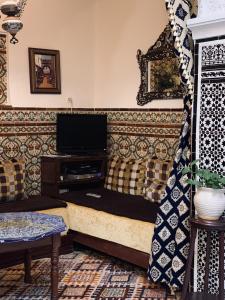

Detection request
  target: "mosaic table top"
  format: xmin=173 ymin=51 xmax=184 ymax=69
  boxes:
xmin=0 ymin=212 xmax=66 ymax=243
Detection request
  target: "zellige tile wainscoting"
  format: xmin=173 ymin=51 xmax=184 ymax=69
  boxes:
xmin=0 ymin=107 xmax=183 ymax=195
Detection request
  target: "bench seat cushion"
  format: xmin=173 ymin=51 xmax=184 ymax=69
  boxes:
xmin=59 ymin=187 xmax=159 ymax=223
xmin=67 ymin=202 xmax=155 ymax=253
xmin=0 ymin=195 xmax=67 ymax=213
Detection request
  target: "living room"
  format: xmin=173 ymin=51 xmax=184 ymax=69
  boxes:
xmin=1 ymin=0 xmax=225 ymax=299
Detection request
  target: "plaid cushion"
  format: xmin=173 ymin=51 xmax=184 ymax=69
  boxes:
xmin=145 ymin=157 xmax=172 ymax=182
xmin=144 ymin=179 xmax=168 ymax=203
xmin=0 ymin=158 xmax=26 ymax=203
xmin=104 ymin=156 xmax=146 ymax=195
xmin=144 ymin=157 xmax=172 ymax=203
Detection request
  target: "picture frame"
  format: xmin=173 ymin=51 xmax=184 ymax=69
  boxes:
xmin=28 ymin=48 xmax=61 ymax=94
xmin=136 ymin=24 xmax=184 ymax=106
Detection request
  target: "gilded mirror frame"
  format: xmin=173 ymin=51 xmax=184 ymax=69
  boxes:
xmin=136 ymin=24 xmax=184 ymax=106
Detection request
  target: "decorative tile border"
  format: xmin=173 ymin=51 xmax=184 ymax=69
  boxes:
xmin=0 ymin=34 xmax=7 ymax=105
xmin=0 ymin=108 xmax=183 ymax=195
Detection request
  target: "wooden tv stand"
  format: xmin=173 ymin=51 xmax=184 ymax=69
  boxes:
xmin=41 ymin=154 xmax=107 ymax=198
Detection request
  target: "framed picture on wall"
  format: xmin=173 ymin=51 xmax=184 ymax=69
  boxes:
xmin=136 ymin=24 xmax=184 ymax=106
xmin=28 ymin=48 xmax=61 ymax=94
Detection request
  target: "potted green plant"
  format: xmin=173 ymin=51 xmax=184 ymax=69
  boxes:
xmin=182 ymin=160 xmax=225 ymax=220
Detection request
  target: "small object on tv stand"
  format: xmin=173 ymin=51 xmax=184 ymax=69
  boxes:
xmin=42 ymin=154 xmax=72 ymax=158
xmin=65 ymin=173 xmax=102 ymax=181
xmin=86 ymin=193 xmax=102 ymax=198
xmin=59 ymin=188 xmax=69 ymax=194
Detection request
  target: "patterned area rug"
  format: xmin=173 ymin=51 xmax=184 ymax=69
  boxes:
xmin=0 ymin=249 xmax=177 ymax=299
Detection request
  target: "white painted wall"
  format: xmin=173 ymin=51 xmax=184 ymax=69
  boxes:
xmin=93 ymin=0 xmax=183 ymax=109
xmin=8 ymin=0 xmax=95 ymax=108
xmin=6 ymin=0 xmax=183 ymax=109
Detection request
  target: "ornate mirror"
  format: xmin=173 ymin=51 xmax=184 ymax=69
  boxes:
xmin=136 ymin=24 xmax=184 ymax=106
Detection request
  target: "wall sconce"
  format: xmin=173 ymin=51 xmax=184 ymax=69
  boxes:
xmin=0 ymin=0 xmax=27 ymax=44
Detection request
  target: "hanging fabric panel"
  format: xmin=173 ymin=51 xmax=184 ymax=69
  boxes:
xmin=148 ymin=0 xmax=196 ymax=289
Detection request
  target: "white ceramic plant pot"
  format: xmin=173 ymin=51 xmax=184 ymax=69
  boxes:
xmin=194 ymin=187 xmax=225 ymax=220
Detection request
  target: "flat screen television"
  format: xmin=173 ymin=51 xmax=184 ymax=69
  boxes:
xmin=56 ymin=113 xmax=107 ymax=155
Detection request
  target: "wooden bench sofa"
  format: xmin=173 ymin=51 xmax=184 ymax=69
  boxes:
xmin=0 ymin=154 xmax=172 ymax=270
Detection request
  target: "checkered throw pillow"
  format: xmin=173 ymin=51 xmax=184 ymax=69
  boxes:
xmin=143 ymin=157 xmax=172 ymax=203
xmin=0 ymin=158 xmax=26 ymax=203
xmin=104 ymin=156 xmax=146 ymax=195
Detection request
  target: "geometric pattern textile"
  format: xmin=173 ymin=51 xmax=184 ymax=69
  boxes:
xmin=145 ymin=158 xmax=173 ymax=182
xmin=143 ymin=158 xmax=173 ymax=203
xmin=104 ymin=156 xmax=147 ymax=196
xmin=143 ymin=179 xmax=169 ymax=204
xmin=165 ymin=0 xmax=195 ymax=96
xmin=148 ymin=95 xmax=191 ymax=289
xmin=0 ymin=158 xmax=25 ymax=203
xmin=148 ymin=0 xmax=196 ymax=290
xmin=0 ymin=249 xmax=178 ymax=300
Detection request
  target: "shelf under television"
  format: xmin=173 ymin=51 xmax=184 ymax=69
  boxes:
xmin=57 ymin=177 xmax=104 ymax=185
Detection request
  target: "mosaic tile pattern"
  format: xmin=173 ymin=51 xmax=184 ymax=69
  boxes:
xmin=201 ymin=44 xmax=225 ymax=66
xmin=197 ymin=40 xmax=225 ymax=294
xmin=0 ymin=249 xmax=177 ymax=299
xmin=0 ymin=34 xmax=7 ymax=105
xmin=0 ymin=108 xmax=183 ymax=195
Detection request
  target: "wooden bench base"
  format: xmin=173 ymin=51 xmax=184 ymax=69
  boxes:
xmin=0 ymin=230 xmax=149 ymax=271
xmin=73 ymin=231 xmax=150 ymax=269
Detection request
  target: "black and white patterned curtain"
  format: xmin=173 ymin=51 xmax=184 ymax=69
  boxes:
xmin=148 ymin=0 xmax=197 ymax=290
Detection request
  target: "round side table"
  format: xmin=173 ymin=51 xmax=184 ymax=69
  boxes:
xmin=181 ymin=217 xmax=225 ymax=300
xmin=0 ymin=212 xmax=66 ymax=300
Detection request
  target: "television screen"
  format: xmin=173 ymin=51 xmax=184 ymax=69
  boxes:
xmin=56 ymin=114 xmax=107 ymax=155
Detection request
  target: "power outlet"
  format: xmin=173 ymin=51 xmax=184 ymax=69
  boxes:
xmin=67 ymin=97 xmax=73 ymax=105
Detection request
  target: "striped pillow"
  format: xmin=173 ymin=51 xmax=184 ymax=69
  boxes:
xmin=104 ymin=156 xmax=146 ymax=196
xmin=0 ymin=158 xmax=26 ymax=203
xmin=144 ymin=157 xmax=172 ymax=203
